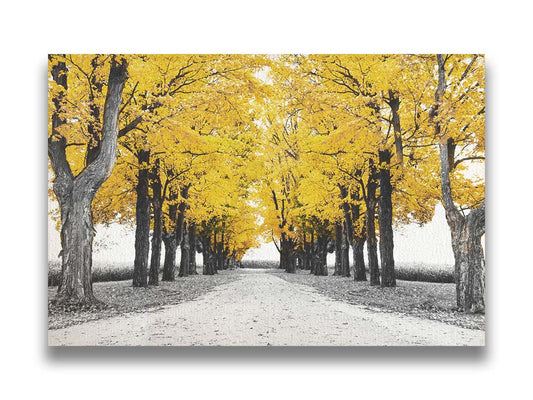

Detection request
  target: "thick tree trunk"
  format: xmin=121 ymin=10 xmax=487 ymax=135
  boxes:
xmin=313 ymin=234 xmax=328 ymax=276
xmin=456 ymin=204 xmax=485 ymax=312
xmin=149 ymin=161 xmax=162 ymax=286
xmin=285 ymin=239 xmax=296 ymax=274
xmin=162 ymin=203 xmax=178 ymax=281
xmin=201 ymin=236 xmax=212 ymax=275
xmin=334 ymin=223 xmax=343 ymax=275
xmin=56 ymin=195 xmax=96 ymax=302
xmin=378 ymin=149 xmax=396 ymax=287
xmin=209 ymin=234 xmax=218 ymax=275
xmin=309 ymin=230 xmax=316 ymax=274
xmin=366 ymin=161 xmax=380 ymax=285
xmin=439 ymin=138 xmax=485 ymax=312
xmin=353 ymin=235 xmax=367 ymax=281
xmin=349 ymin=191 xmax=367 ymax=281
xmin=49 ymin=56 xmax=128 ymax=304
xmin=202 ymin=232 xmax=216 ymax=275
xmin=287 ymin=252 xmax=297 ymax=273
xmin=341 ymin=222 xmax=351 ymax=277
xmin=278 ymin=233 xmax=285 ymax=269
xmin=213 ymin=231 xmax=219 ymax=271
xmin=280 ymin=234 xmax=296 ymax=273
xmin=188 ymin=223 xmax=197 ymax=275
xmin=178 ymin=222 xmax=189 ymax=277
xmin=202 ymin=250 xmax=208 ymax=275
xmin=133 ymin=149 xmax=150 ymax=287
xmin=162 ymin=233 xmax=177 ymax=281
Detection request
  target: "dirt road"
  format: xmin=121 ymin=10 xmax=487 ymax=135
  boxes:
xmin=48 ymin=270 xmax=484 ymax=346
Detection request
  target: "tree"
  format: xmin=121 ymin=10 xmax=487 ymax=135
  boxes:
xmin=48 ymin=55 xmax=128 ymax=304
xmin=433 ymin=54 xmax=485 ymax=313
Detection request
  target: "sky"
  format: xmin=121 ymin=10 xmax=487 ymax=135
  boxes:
xmin=49 ymin=162 xmax=485 ymax=266
xmin=48 ymin=201 xmax=463 ymax=266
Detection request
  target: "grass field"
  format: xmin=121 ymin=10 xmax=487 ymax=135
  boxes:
xmin=48 ymin=261 xmax=134 ymax=286
xmin=240 ymin=260 xmax=454 ymax=283
xmin=48 ymin=259 xmax=454 ymax=286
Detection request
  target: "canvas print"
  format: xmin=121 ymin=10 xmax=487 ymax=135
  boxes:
xmin=48 ymin=54 xmax=485 ymax=346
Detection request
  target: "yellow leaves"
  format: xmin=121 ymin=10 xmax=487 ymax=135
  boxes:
xmin=48 ymin=54 xmax=484 ymax=257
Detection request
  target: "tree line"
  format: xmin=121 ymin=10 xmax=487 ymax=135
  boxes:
xmin=48 ymin=54 xmax=485 ymax=313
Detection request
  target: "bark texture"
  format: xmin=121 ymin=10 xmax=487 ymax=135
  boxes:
xmin=133 ymin=149 xmax=150 ymax=287
xmin=378 ymin=149 xmax=396 ymax=287
xmin=341 ymin=222 xmax=351 ymax=277
xmin=162 ymin=233 xmax=177 ymax=281
xmin=352 ymin=235 xmax=366 ymax=281
xmin=162 ymin=202 xmax=178 ymax=281
xmin=178 ymin=222 xmax=190 ymax=277
xmin=149 ymin=161 xmax=162 ymax=286
xmin=365 ymin=161 xmax=380 ymax=286
xmin=188 ymin=223 xmax=197 ymax=275
xmin=313 ymin=233 xmax=328 ymax=276
xmin=334 ymin=223 xmax=343 ymax=275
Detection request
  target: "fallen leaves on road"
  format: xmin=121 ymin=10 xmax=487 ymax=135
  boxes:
xmin=48 ymin=272 xmax=241 ymax=330
xmin=271 ymin=270 xmax=484 ymax=331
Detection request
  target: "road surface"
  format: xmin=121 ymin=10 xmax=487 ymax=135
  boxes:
xmin=49 ymin=270 xmax=484 ymax=346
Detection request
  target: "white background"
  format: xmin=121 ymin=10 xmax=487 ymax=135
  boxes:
xmin=1 ymin=0 xmax=531 ymax=399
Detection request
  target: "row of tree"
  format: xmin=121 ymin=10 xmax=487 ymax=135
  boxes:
xmin=48 ymin=54 xmax=485 ymax=313
xmin=257 ymin=55 xmax=485 ymax=312
xmin=49 ymin=55 xmax=265 ymax=302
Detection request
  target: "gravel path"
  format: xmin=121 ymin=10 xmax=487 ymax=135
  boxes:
xmin=48 ymin=270 xmax=484 ymax=346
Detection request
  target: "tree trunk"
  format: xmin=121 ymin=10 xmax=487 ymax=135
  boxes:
xmin=133 ymin=149 xmax=150 ymax=287
xmin=378 ymin=149 xmax=396 ymax=287
xmin=313 ymin=234 xmax=328 ymax=276
xmin=287 ymin=251 xmax=297 ymax=273
xmin=178 ymin=222 xmax=189 ymax=277
xmin=281 ymin=234 xmax=296 ymax=273
xmin=56 ymin=194 xmax=96 ymax=302
xmin=202 ymin=248 xmax=208 ymax=275
xmin=279 ymin=233 xmax=286 ymax=270
xmin=209 ymin=234 xmax=217 ymax=274
xmin=366 ymin=160 xmax=380 ymax=286
xmin=202 ymin=233 xmax=216 ymax=275
xmin=162 ymin=233 xmax=177 ymax=281
xmin=457 ymin=205 xmax=485 ymax=312
xmin=162 ymin=202 xmax=178 ymax=281
xmin=218 ymin=228 xmax=225 ymax=270
xmin=49 ymin=56 xmax=128 ymax=304
xmin=302 ymin=232 xmax=312 ymax=270
xmin=353 ymin=235 xmax=367 ymax=281
xmin=213 ymin=231 xmax=219 ymax=271
xmin=149 ymin=161 xmax=162 ymax=286
xmin=341 ymin=221 xmax=351 ymax=277
xmin=334 ymin=223 xmax=343 ymax=275
xmin=188 ymin=223 xmax=197 ymax=275
xmin=309 ymin=230 xmax=316 ymax=274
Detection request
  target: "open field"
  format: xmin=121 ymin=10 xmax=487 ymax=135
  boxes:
xmin=241 ymin=260 xmax=455 ymax=283
xmin=49 ymin=259 xmax=454 ymax=287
